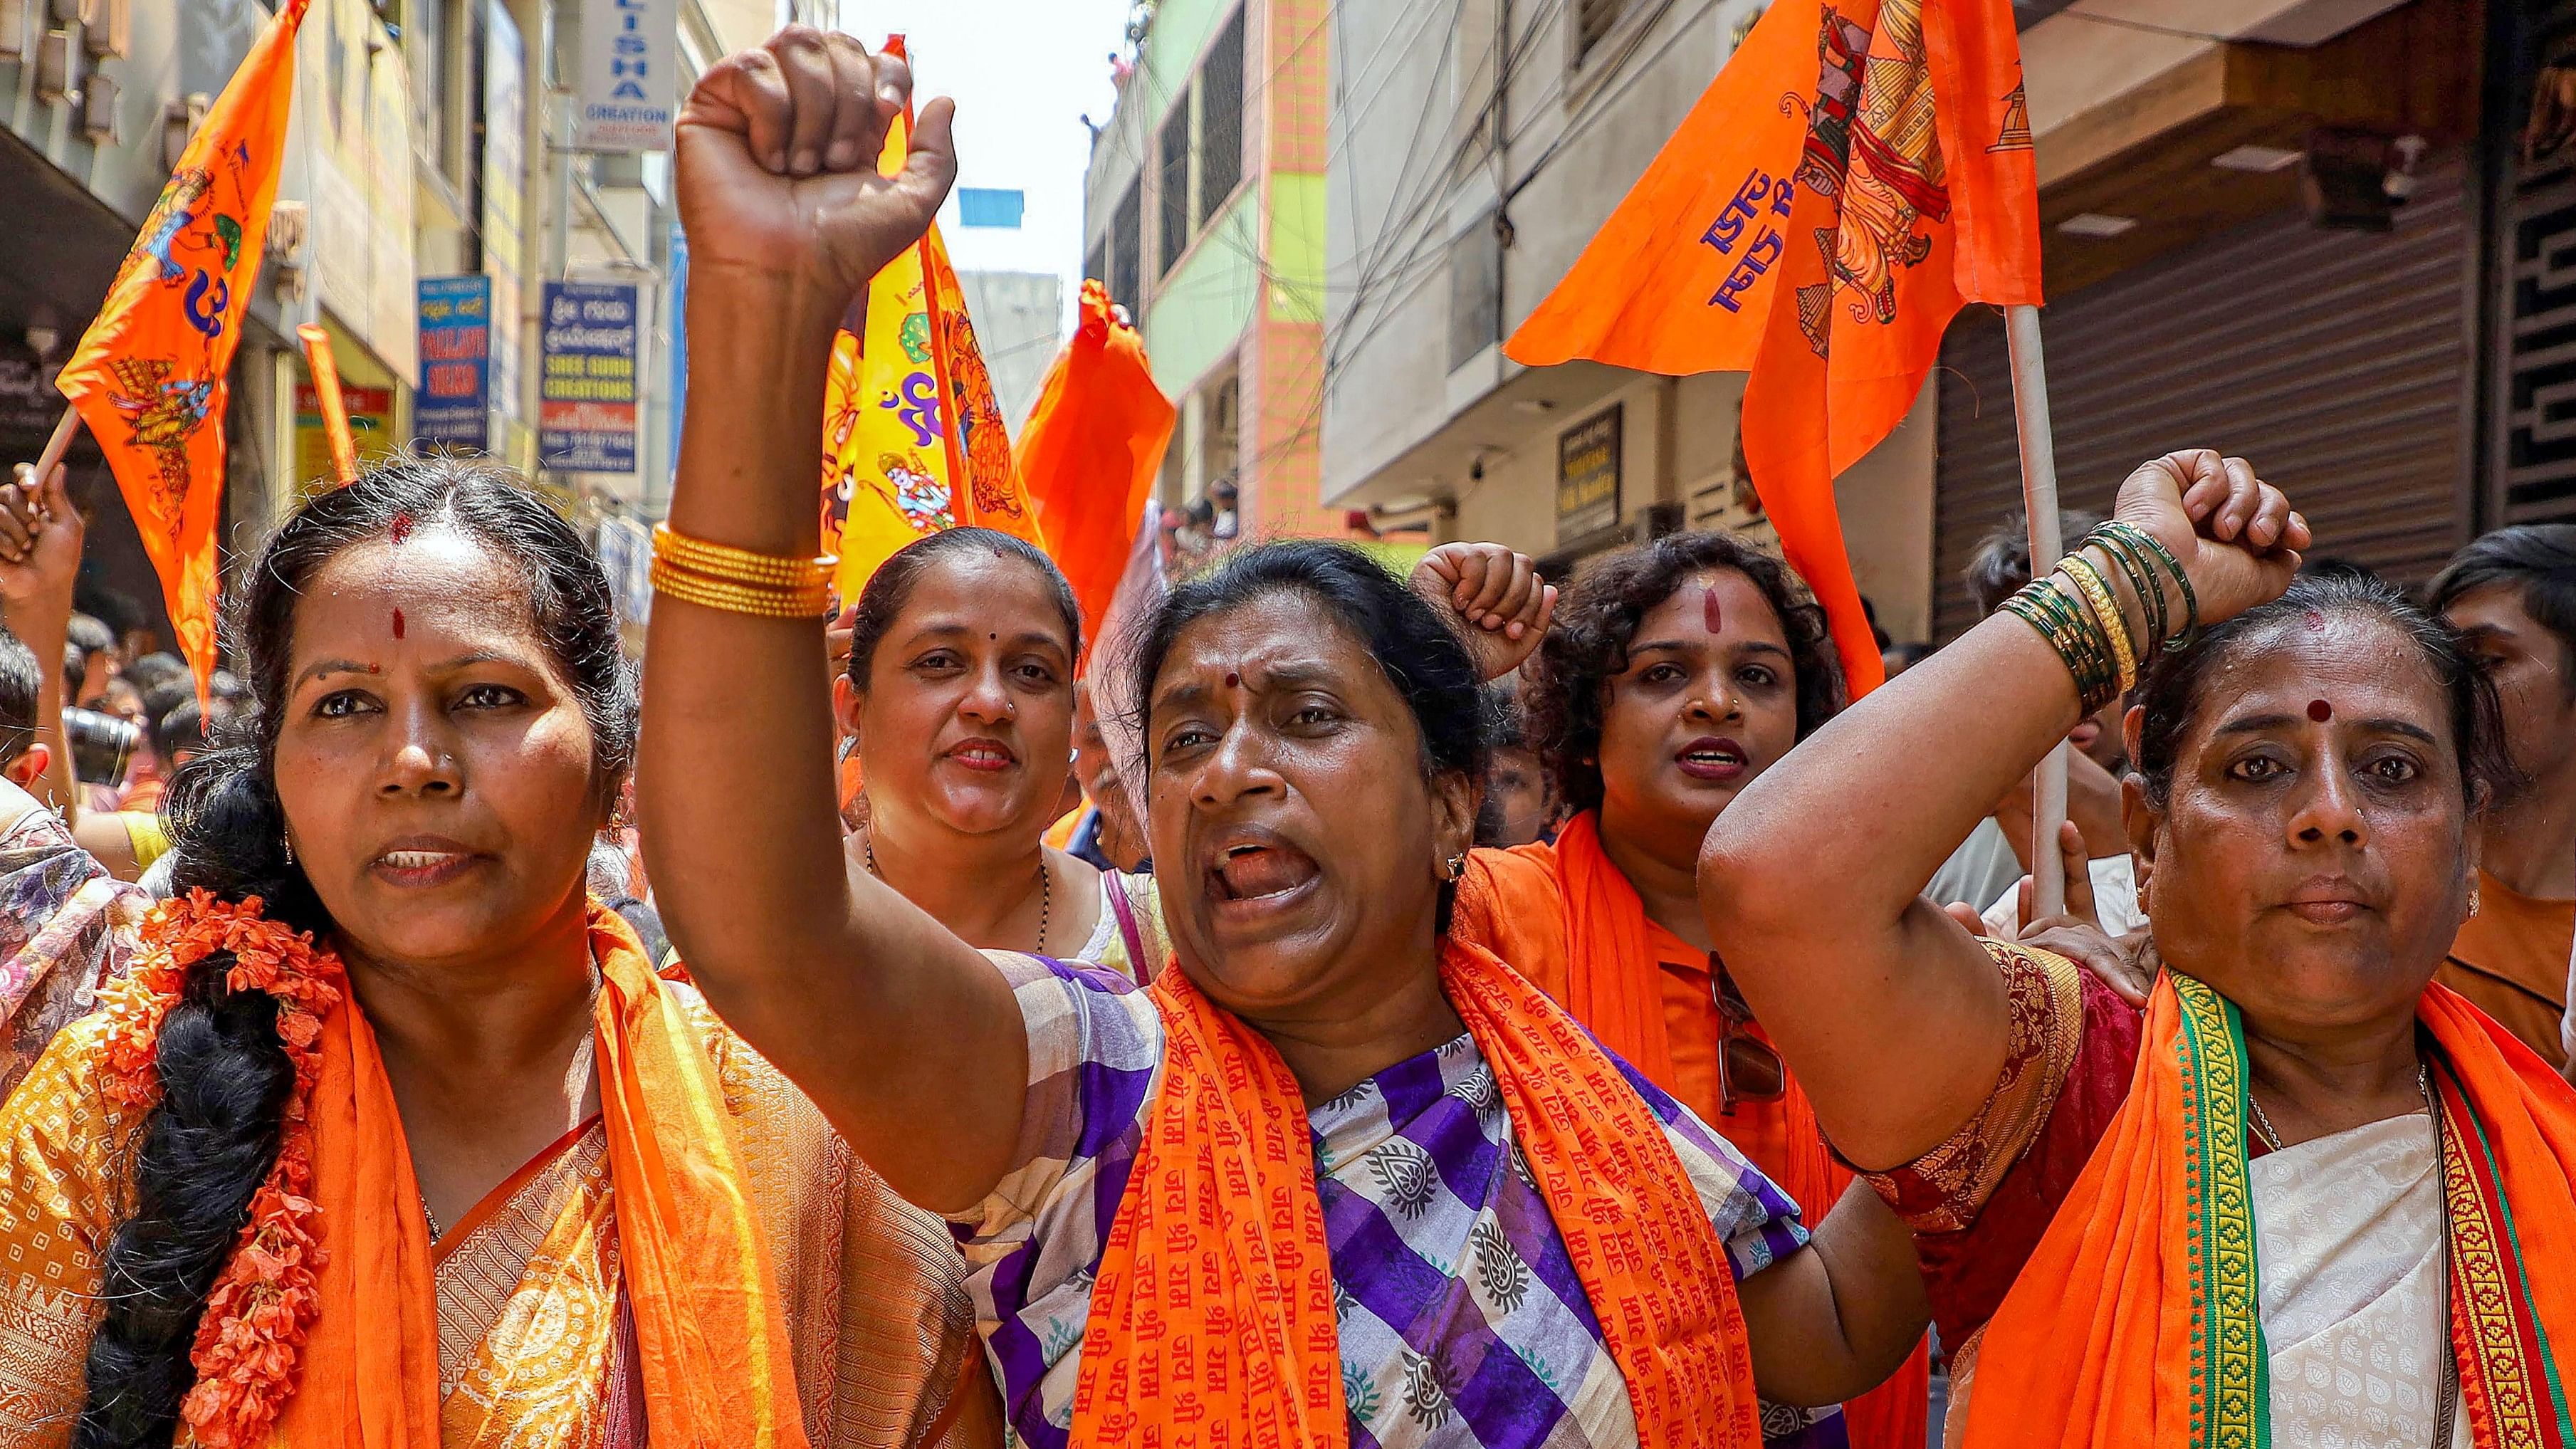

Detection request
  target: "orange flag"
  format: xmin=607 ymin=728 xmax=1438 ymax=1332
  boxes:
xmin=820 ymin=36 xmax=1046 ymax=607
xmin=56 ymin=0 xmax=308 ymax=698
xmin=1015 ymin=280 xmax=1177 ymax=659
xmin=1507 ymin=0 xmax=2039 ymax=695
xmin=297 ymin=324 xmax=359 ymax=487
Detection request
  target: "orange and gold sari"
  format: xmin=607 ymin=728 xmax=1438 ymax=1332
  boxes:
xmin=1455 ymin=815 xmax=1932 ymax=1449
xmin=1962 ymin=972 xmax=2576 ymax=1449
xmin=1066 ymin=936 xmax=1764 ymax=1449
xmin=0 ymin=905 xmax=994 ymax=1449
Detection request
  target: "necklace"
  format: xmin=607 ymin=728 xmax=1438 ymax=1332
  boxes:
xmin=2246 ymin=1063 xmax=2431 ymax=1153
xmin=866 ymin=835 xmax=1052 ymax=955
xmin=422 ymin=1193 xmax=444 ymax=1241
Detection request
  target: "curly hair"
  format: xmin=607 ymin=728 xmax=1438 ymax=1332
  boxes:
xmin=78 ymin=452 xmax=634 ymax=1448
xmin=1524 ymin=531 xmax=1843 ymax=814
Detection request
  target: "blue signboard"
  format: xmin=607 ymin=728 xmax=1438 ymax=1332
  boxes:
xmin=416 ymin=275 xmax=492 ymax=451
xmin=538 ymin=281 xmax=639 ymax=474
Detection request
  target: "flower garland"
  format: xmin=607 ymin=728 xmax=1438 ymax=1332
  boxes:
xmin=94 ymin=888 xmax=345 ymax=1449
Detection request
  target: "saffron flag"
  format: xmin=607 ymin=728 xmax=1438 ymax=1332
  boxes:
xmin=1507 ymin=0 xmax=2039 ymax=695
xmin=56 ymin=0 xmax=308 ymax=697
xmin=1015 ymin=280 xmax=1178 ymax=659
xmin=822 ymin=37 xmax=1045 ymax=606
xmin=297 ymin=324 xmax=359 ymax=487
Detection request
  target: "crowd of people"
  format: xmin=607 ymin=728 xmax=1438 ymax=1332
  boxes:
xmin=0 ymin=26 xmax=2567 ymax=1449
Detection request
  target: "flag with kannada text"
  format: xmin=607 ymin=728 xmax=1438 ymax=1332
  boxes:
xmin=822 ymin=38 xmax=1045 ymax=607
xmin=56 ymin=0 xmax=308 ymax=697
xmin=1507 ymin=0 xmax=2039 ymax=695
xmin=1015 ymin=279 xmax=1177 ymax=661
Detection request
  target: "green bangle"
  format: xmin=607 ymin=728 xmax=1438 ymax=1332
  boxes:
xmin=2097 ymin=521 xmax=2199 ymax=650
xmin=2084 ymin=532 xmax=2168 ymax=650
xmin=2002 ymin=576 xmax=2122 ymax=713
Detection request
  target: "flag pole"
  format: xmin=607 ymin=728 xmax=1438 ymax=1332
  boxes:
xmin=31 ymin=406 xmax=81 ymax=484
xmin=2004 ymin=303 xmax=2069 ymax=921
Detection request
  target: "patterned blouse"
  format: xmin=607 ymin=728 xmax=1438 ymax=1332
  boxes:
xmin=0 ymin=807 xmax=142 ymax=1101
xmin=950 ymin=954 xmax=1831 ymax=1449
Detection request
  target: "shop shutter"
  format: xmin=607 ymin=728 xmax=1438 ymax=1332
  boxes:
xmin=1932 ymin=157 xmax=2471 ymax=641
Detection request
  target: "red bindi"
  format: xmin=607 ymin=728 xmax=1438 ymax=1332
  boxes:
xmin=1702 ymin=584 xmax=1724 ymax=635
xmin=392 ymin=608 xmax=406 ymax=640
xmin=389 ymin=511 xmax=414 ymax=545
xmin=1225 ymin=671 xmax=1241 ymax=689
xmin=2308 ymin=699 xmax=2332 ymax=723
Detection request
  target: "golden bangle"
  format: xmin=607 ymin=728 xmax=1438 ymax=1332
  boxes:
xmin=651 ymin=555 xmax=832 ymax=619
xmin=651 ymin=524 xmax=837 ymax=590
xmin=2061 ymin=554 xmax=2137 ymax=696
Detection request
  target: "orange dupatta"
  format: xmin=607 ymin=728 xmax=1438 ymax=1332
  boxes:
xmin=1067 ymin=937 xmax=1762 ymax=1449
xmin=271 ymin=907 xmax=811 ymax=1448
xmin=1961 ymin=972 xmax=2576 ymax=1449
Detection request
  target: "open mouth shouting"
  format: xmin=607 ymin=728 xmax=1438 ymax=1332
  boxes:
xmin=1203 ymin=824 xmax=1324 ymax=920
xmin=1675 ymin=736 xmax=1749 ymax=783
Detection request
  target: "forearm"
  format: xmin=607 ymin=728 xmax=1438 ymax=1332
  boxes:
xmin=19 ymin=612 xmax=72 ymax=821
xmin=638 ymin=266 xmax=1025 ymax=1208
xmin=1700 ymin=609 xmax=2082 ymax=1161
xmin=1739 ymin=1183 xmax=1930 ymax=1406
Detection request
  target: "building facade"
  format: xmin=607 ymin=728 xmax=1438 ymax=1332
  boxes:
xmin=1322 ymin=0 xmax=2560 ymax=651
xmin=1082 ymin=0 xmax=1336 ymax=540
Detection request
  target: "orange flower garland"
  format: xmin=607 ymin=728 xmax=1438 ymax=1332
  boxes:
xmin=94 ymin=889 xmax=345 ymax=1449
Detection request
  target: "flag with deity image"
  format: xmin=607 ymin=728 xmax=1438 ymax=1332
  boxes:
xmin=820 ymin=36 xmax=1046 ymax=608
xmin=55 ymin=0 xmax=310 ymax=699
xmin=1507 ymin=0 xmax=2041 ymax=696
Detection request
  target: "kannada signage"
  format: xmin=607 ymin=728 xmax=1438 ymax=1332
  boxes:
xmin=539 ymin=281 xmax=639 ymax=474
xmin=416 ymin=275 xmax=491 ymax=450
xmin=577 ymin=0 xmax=676 ymax=151
xmin=1555 ymin=404 xmax=1623 ymax=545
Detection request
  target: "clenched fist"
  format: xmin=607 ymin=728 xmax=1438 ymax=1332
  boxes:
xmin=676 ymin=27 xmax=958 ymax=305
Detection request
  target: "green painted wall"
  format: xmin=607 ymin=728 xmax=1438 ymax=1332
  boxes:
xmin=1267 ymin=172 xmax=1326 ymax=324
xmin=1143 ymin=193 xmax=1260 ymax=393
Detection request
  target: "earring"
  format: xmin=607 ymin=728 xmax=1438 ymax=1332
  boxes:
xmin=1445 ymin=854 xmax=1467 ymax=882
xmin=282 ymin=833 xmax=295 ymax=866
xmin=2468 ymin=884 xmax=2482 ymax=916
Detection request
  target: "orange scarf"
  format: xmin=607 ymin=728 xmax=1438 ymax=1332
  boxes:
xmin=1962 ymin=973 xmax=2576 ymax=1449
xmin=1549 ymin=812 xmax=1679 ymax=1089
xmin=1068 ymin=938 xmax=1761 ymax=1449
xmin=273 ymin=906 xmax=810 ymax=1447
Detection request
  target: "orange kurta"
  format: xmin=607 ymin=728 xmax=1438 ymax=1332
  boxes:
xmin=2438 ymin=868 xmax=2575 ymax=1072
xmin=1457 ymin=821 xmax=1932 ymax=1449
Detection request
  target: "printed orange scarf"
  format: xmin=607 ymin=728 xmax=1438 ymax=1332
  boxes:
xmin=1067 ymin=936 xmax=1762 ymax=1449
xmin=1962 ymin=973 xmax=2576 ymax=1449
xmin=116 ymin=902 xmax=811 ymax=1448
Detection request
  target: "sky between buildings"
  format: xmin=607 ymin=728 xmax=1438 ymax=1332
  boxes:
xmin=836 ymin=0 xmax=1132 ymax=320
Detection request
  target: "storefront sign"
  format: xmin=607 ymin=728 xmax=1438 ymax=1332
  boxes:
xmin=1555 ymin=404 xmax=1623 ymax=545
xmin=577 ymin=0 xmax=676 ymax=151
xmin=416 ymin=275 xmax=491 ymax=450
xmin=297 ymin=381 xmax=394 ymax=491
xmin=539 ymin=281 xmax=639 ymax=474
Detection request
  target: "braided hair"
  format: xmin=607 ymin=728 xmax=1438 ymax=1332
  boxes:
xmin=75 ymin=453 xmax=635 ymax=1448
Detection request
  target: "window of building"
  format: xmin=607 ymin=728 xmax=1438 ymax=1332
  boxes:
xmin=1204 ymin=365 xmax=1242 ymax=486
xmin=1158 ymin=90 xmax=1192 ymax=276
xmin=1198 ymin=9 xmax=1245 ymax=229
xmin=1448 ymin=214 xmax=1502 ymax=372
xmin=959 ymin=188 xmax=1027 ymax=229
xmin=1112 ymin=181 xmax=1143 ymax=313
xmin=1576 ymin=0 xmax=1631 ymax=65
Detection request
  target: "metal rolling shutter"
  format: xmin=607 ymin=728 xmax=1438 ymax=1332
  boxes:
xmin=1932 ymin=159 xmax=2471 ymax=641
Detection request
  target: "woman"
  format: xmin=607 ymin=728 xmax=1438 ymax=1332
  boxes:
xmin=833 ymin=528 xmax=1164 ymax=977
xmin=1448 ymin=533 xmax=1929 ymax=1449
xmin=642 ymin=31 xmax=1930 ymax=1449
xmin=0 ymin=456 xmax=989 ymax=1448
xmin=1706 ymin=451 xmax=2576 ymax=1448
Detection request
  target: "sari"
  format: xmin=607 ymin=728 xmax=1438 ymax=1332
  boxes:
xmin=0 ymin=903 xmax=994 ymax=1449
xmin=0 ymin=807 xmax=143 ymax=1100
xmin=950 ymin=943 xmax=1813 ymax=1449
xmin=1943 ymin=952 xmax=2576 ymax=1449
xmin=1453 ymin=815 xmax=1930 ymax=1449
